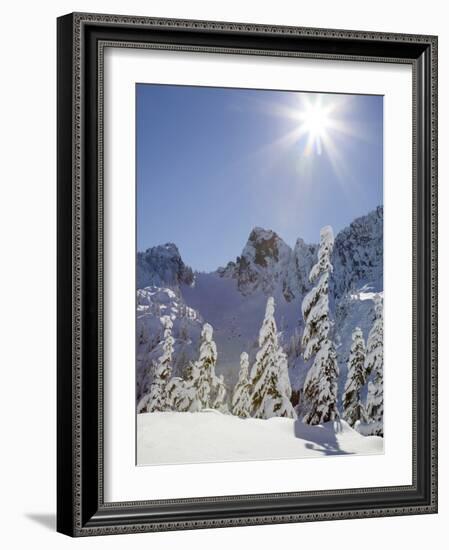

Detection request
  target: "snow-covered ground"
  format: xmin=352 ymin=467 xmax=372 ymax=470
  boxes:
xmin=137 ymin=410 xmax=383 ymax=465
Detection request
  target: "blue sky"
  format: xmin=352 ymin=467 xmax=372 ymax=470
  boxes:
xmin=137 ymin=84 xmax=383 ymax=272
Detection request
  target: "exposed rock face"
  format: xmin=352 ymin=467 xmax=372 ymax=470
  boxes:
xmin=217 ymin=207 xmax=383 ymax=303
xmin=283 ymin=238 xmax=318 ymax=301
xmin=137 ymin=243 xmax=194 ymax=290
xmin=333 ymin=206 xmax=383 ymax=298
xmin=217 ymin=227 xmax=293 ymax=298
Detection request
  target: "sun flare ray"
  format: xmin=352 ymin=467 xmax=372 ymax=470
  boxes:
xmin=238 ymin=92 xmax=366 ymax=188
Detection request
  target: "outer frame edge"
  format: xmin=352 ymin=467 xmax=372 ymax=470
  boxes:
xmin=56 ymin=12 xmax=77 ymax=538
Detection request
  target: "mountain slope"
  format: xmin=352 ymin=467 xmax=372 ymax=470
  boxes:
xmin=136 ymin=207 xmax=383 ymax=406
xmin=136 ymin=286 xmax=204 ymax=401
xmin=333 ymin=206 xmax=383 ymax=298
xmin=137 ymin=243 xmax=194 ymax=289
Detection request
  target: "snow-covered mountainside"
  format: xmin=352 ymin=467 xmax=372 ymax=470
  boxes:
xmin=333 ymin=206 xmax=383 ymax=299
xmin=136 ymin=286 xmax=203 ymax=400
xmin=334 ymin=288 xmax=384 ymax=398
xmin=136 ymin=207 xmax=383 ymax=407
xmin=217 ymin=228 xmax=318 ymax=303
xmin=137 ymin=243 xmax=194 ymax=289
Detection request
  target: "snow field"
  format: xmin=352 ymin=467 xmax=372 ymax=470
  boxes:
xmin=137 ymin=411 xmax=383 ymax=465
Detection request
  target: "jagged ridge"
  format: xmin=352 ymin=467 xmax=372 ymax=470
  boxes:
xmin=137 ymin=243 xmax=194 ymax=289
xmin=136 ymin=207 xmax=383 ymax=404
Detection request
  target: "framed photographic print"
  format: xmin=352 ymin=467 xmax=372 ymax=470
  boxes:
xmin=57 ymin=12 xmax=438 ymax=536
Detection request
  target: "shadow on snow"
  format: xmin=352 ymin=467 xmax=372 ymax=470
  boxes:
xmin=293 ymin=419 xmax=354 ymax=456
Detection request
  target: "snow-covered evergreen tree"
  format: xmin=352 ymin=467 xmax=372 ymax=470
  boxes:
xmin=232 ymin=352 xmax=252 ymax=418
xmin=301 ymin=225 xmax=339 ymax=425
xmin=365 ymin=296 xmax=384 ymax=435
xmin=250 ymin=297 xmax=296 ymax=419
xmin=137 ymin=315 xmax=174 ymax=413
xmin=185 ymin=323 xmax=218 ymax=412
xmin=342 ymin=327 xmax=367 ymax=426
xmin=165 ymin=376 xmax=191 ymax=412
xmin=136 ymin=363 xmax=156 ymax=413
xmin=212 ymin=374 xmax=229 ymax=413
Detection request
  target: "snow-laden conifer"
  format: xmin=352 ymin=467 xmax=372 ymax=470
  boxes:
xmin=232 ymin=352 xmax=252 ymax=418
xmin=212 ymin=374 xmax=229 ymax=413
xmin=136 ymin=367 xmax=155 ymax=413
xmin=250 ymin=297 xmax=296 ymax=419
xmin=342 ymin=327 xmax=367 ymax=426
xmin=301 ymin=226 xmax=339 ymax=425
xmin=166 ymin=376 xmax=191 ymax=412
xmin=365 ymin=296 xmax=384 ymax=435
xmin=137 ymin=315 xmax=174 ymax=413
xmin=186 ymin=323 xmax=218 ymax=412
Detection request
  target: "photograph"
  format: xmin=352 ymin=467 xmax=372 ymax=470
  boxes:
xmin=135 ymin=84 xmax=385 ymax=466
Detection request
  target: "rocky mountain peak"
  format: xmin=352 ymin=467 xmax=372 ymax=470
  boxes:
xmin=137 ymin=242 xmax=194 ymax=290
xmin=245 ymin=227 xmax=288 ymax=267
xmin=218 ymin=227 xmax=293 ymax=297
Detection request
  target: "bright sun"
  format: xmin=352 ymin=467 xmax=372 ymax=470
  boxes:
xmin=297 ymin=97 xmax=334 ymax=156
xmin=253 ymin=92 xmax=356 ymax=181
xmin=302 ymin=102 xmax=330 ymax=138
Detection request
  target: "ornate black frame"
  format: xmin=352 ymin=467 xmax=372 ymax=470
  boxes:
xmin=57 ymin=12 xmax=438 ymax=537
